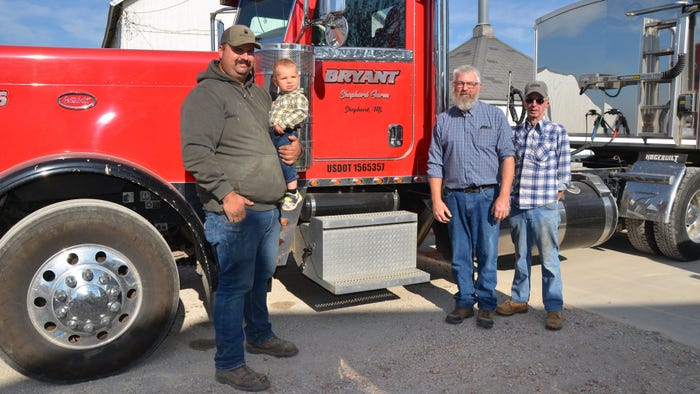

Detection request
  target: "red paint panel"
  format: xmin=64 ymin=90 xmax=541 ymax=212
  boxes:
xmin=0 ymin=46 xmax=215 ymax=182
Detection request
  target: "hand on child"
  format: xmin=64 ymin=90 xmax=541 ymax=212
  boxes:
xmin=274 ymin=124 xmax=285 ymax=135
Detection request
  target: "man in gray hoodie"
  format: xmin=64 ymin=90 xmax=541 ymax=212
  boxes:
xmin=181 ymin=25 xmax=302 ymax=392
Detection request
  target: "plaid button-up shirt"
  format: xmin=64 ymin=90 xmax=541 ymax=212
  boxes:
xmin=427 ymin=102 xmax=515 ymax=189
xmin=269 ymin=87 xmax=309 ymax=130
xmin=512 ymin=118 xmax=571 ymax=210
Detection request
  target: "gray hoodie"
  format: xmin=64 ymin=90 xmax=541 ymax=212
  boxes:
xmin=181 ymin=59 xmax=285 ymax=212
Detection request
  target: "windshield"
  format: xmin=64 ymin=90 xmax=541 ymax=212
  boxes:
xmin=235 ymin=0 xmax=294 ymax=44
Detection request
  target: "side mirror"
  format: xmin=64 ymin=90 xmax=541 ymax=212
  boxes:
xmin=209 ymin=6 xmax=238 ymax=51
xmin=216 ymin=20 xmax=225 ymax=46
xmin=324 ymin=15 xmax=348 ymax=47
xmin=303 ymin=0 xmax=347 ymax=47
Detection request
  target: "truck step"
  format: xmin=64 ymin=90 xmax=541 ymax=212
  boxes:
xmin=293 ymin=210 xmax=429 ymax=295
xmin=308 ymin=267 xmax=431 ymax=295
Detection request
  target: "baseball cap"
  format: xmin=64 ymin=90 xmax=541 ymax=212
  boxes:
xmin=524 ymin=81 xmax=548 ymax=98
xmin=220 ymin=25 xmax=261 ymax=49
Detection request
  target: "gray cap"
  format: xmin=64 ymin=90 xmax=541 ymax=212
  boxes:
xmin=524 ymin=81 xmax=548 ymax=98
xmin=221 ymin=25 xmax=261 ymax=49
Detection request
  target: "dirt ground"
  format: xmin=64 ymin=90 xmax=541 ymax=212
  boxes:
xmin=1 ymin=233 xmax=699 ymax=393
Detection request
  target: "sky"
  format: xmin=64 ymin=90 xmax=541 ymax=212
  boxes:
xmin=0 ymin=0 xmax=574 ymax=57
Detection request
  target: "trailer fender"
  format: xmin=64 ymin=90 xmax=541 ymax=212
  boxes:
xmin=616 ymin=156 xmax=687 ymax=224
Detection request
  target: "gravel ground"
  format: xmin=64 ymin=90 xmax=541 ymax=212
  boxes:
xmin=1 ymin=252 xmax=699 ymax=393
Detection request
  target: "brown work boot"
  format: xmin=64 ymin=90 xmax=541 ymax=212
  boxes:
xmin=215 ymin=365 xmax=270 ymax=392
xmin=546 ymin=311 xmax=563 ymax=330
xmin=496 ymin=299 xmax=529 ymax=316
xmin=476 ymin=309 xmax=494 ymax=329
xmin=246 ymin=335 xmax=299 ymax=357
xmin=445 ymin=306 xmax=474 ymax=324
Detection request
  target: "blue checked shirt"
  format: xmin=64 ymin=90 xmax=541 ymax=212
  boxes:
xmin=427 ymin=101 xmax=515 ymax=189
xmin=512 ymin=118 xmax=571 ymax=210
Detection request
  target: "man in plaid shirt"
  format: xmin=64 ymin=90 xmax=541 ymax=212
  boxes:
xmin=496 ymin=80 xmax=571 ymax=330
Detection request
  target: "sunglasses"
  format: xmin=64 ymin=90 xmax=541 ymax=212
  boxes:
xmin=525 ymin=97 xmax=546 ymax=104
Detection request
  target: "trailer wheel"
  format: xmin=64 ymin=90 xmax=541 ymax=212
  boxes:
xmin=625 ymin=218 xmax=661 ymax=255
xmin=654 ymin=168 xmax=700 ymax=261
xmin=0 ymin=199 xmax=179 ymax=382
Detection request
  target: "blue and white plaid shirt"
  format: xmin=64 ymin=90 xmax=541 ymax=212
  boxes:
xmin=512 ymin=118 xmax=571 ymax=210
xmin=427 ymin=101 xmax=515 ymax=189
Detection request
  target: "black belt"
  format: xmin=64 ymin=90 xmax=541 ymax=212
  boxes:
xmin=449 ymin=184 xmax=497 ymax=193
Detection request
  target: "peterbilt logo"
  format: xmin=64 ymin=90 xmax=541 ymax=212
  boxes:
xmin=58 ymin=92 xmax=97 ymax=110
xmin=324 ymin=69 xmax=400 ymax=84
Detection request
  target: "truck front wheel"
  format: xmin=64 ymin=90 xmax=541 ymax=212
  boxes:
xmin=0 ymin=199 xmax=180 ymax=382
xmin=654 ymin=168 xmax=700 ymax=261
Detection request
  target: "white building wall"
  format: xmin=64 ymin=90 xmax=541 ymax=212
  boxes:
xmin=110 ymin=0 xmax=236 ymax=51
xmin=536 ymin=68 xmax=602 ymax=134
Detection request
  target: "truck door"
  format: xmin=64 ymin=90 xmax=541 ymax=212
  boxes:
xmin=308 ymin=0 xmax=418 ymax=178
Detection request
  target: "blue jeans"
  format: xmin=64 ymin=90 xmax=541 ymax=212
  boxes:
xmin=204 ymin=209 xmax=280 ymax=371
xmin=445 ymin=188 xmax=500 ymax=311
xmin=270 ymin=129 xmax=299 ymax=184
xmin=508 ymin=202 xmax=563 ymax=312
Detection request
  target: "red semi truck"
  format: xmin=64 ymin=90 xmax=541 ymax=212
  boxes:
xmin=0 ymin=0 xmax=615 ymax=382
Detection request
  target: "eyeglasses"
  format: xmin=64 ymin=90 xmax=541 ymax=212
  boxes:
xmin=453 ymin=81 xmax=480 ymax=89
xmin=229 ymin=44 xmax=255 ymax=56
xmin=525 ymin=97 xmax=546 ymax=104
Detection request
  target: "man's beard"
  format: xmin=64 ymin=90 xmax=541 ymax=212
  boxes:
xmin=453 ymin=92 xmax=477 ymax=111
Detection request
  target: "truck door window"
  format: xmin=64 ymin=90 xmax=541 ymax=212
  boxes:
xmin=314 ymin=0 xmax=405 ymax=48
xmin=235 ymin=0 xmax=294 ymax=44
xmin=370 ymin=3 xmax=405 ymax=48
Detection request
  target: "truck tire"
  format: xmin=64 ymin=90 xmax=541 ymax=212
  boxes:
xmin=0 ymin=199 xmax=179 ymax=382
xmin=625 ymin=218 xmax=661 ymax=255
xmin=654 ymin=168 xmax=700 ymax=261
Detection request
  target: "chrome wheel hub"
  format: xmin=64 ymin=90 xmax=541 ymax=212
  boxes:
xmin=28 ymin=244 xmax=141 ymax=349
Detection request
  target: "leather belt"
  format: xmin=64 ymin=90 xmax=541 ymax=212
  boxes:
xmin=449 ymin=184 xmax=497 ymax=193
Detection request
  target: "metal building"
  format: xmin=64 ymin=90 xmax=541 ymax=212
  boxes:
xmin=102 ymin=0 xmax=236 ymax=50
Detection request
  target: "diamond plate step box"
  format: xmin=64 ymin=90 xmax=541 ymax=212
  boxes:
xmin=293 ymin=210 xmax=430 ymax=295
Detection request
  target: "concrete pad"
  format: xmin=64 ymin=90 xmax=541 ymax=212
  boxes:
xmin=420 ymin=231 xmax=700 ymax=350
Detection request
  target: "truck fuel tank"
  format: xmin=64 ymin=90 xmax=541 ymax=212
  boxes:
xmin=497 ymin=172 xmax=618 ymax=255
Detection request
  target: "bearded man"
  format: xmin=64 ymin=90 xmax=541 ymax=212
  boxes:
xmin=427 ymin=64 xmax=515 ymax=329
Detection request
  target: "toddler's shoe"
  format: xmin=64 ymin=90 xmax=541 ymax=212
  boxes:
xmin=282 ymin=190 xmax=302 ymax=211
